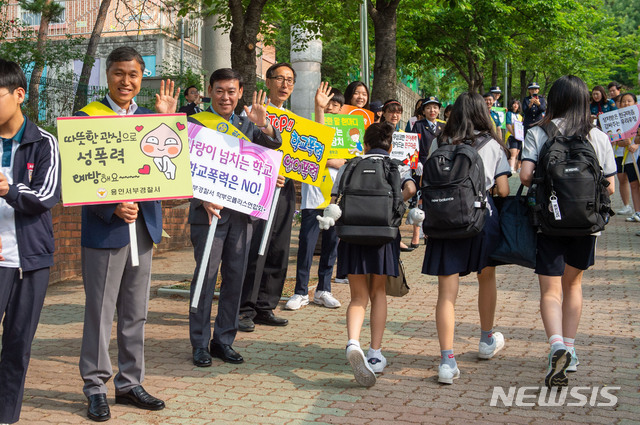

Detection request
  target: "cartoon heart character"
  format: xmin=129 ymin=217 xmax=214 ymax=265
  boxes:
xmin=140 ymin=123 xmax=183 ymax=180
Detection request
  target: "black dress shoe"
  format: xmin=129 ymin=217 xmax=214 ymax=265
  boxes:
xmin=115 ymin=385 xmax=165 ymax=411
xmin=210 ymin=343 xmax=244 ymax=364
xmin=254 ymin=311 xmax=288 ymax=327
xmin=410 ymin=242 xmax=420 ymax=249
xmin=192 ymin=347 xmax=212 ymax=367
xmin=400 ymin=245 xmax=415 ymax=252
xmin=238 ymin=315 xmax=255 ymax=332
xmin=87 ymin=393 xmax=110 ymax=422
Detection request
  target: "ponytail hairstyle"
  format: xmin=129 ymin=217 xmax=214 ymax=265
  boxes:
xmin=380 ymin=99 xmax=403 ymax=123
xmin=363 ymin=122 xmax=395 ymax=152
xmin=539 ymin=75 xmax=593 ymax=137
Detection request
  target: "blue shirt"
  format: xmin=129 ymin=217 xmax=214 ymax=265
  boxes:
xmin=1 ymin=116 xmax=26 ymax=166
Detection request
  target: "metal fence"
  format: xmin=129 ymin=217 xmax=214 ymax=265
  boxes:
xmin=26 ymin=76 xmax=158 ymax=124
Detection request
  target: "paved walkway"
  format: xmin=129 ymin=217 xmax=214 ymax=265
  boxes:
xmin=14 ymin=205 xmax=640 ymax=424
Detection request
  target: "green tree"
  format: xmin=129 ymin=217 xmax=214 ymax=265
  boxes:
xmin=73 ymin=0 xmax=112 ymax=113
xmin=19 ymin=0 xmax=66 ymax=115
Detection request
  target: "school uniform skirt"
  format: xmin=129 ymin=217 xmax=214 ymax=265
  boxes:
xmin=422 ymin=196 xmax=500 ymax=276
xmin=337 ymin=236 xmax=400 ymax=277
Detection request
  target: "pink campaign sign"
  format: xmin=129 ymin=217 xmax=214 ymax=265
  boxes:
xmin=599 ymin=104 xmax=640 ymax=142
xmin=187 ymin=123 xmax=283 ymax=220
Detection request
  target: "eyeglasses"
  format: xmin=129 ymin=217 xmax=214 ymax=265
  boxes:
xmin=269 ymin=76 xmax=295 ymax=86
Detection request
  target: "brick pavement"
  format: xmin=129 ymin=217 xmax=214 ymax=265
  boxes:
xmin=11 ymin=203 xmax=640 ymax=425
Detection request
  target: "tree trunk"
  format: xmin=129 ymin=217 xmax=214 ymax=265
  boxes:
xmin=491 ymin=59 xmax=498 ymax=90
xmin=519 ymin=70 xmax=527 ymax=100
xmin=73 ymin=0 xmax=112 ymax=112
xmin=368 ymin=0 xmax=400 ymax=103
xmin=228 ymin=0 xmax=267 ymax=114
xmin=26 ymin=0 xmax=53 ymax=119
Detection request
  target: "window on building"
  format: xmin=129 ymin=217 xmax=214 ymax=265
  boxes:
xmin=20 ymin=0 xmax=66 ymax=26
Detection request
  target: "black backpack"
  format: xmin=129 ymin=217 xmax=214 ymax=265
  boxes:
xmin=530 ymin=122 xmax=612 ymax=236
xmin=335 ymin=155 xmax=405 ymax=246
xmin=421 ymin=135 xmax=491 ymax=239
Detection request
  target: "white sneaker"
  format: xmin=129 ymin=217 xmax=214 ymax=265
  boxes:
xmin=334 ymin=277 xmax=349 ymax=284
xmin=284 ymin=294 xmax=309 ymax=310
xmin=625 ymin=212 xmax=640 ymax=222
xmin=438 ymin=364 xmax=460 ymax=384
xmin=616 ymin=204 xmax=634 ymax=215
xmin=366 ymin=350 xmax=387 ymax=373
xmin=566 ymin=349 xmax=580 ymax=373
xmin=346 ymin=344 xmax=376 ymax=387
xmin=313 ymin=291 xmax=341 ymax=308
xmin=478 ymin=332 xmax=505 ymax=359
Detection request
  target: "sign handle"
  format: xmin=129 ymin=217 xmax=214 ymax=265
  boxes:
xmin=129 ymin=222 xmax=139 ymax=267
xmin=190 ymin=213 xmax=219 ymax=313
xmin=258 ymin=187 xmax=281 ymax=256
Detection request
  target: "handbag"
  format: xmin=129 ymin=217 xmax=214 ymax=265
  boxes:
xmin=386 ymin=260 xmax=410 ymax=297
xmin=490 ymin=184 xmax=537 ymax=269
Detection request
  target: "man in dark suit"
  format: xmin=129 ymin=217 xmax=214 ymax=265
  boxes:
xmin=412 ymin=96 xmax=446 ymax=168
xmin=238 ymin=63 xmax=298 ymax=333
xmin=188 ymin=68 xmax=282 ymax=367
xmin=76 ymin=47 xmax=179 ymax=422
xmin=178 ymin=85 xmax=202 ymax=116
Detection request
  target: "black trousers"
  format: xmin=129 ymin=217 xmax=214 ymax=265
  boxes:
xmin=189 ymin=211 xmax=253 ymax=347
xmin=0 ymin=267 xmax=50 ymax=424
xmin=239 ymin=179 xmax=296 ymax=319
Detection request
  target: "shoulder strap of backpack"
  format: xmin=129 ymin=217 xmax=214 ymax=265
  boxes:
xmin=541 ymin=121 xmax=561 ymax=140
xmin=473 ymin=133 xmax=493 ymax=151
xmin=383 ymin=156 xmax=404 ymax=217
xmin=337 ymin=156 xmax=363 ymax=198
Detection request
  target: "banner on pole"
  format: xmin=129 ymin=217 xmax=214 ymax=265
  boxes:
xmin=56 ymin=114 xmax=193 ymax=206
xmin=390 ymin=132 xmax=419 ymax=169
xmin=514 ymin=121 xmax=525 ymax=141
xmin=266 ymin=106 xmax=334 ymax=187
xmin=188 ymin=123 xmax=282 ymax=220
xmin=319 ymin=113 xmax=366 ymax=159
xmin=599 ymin=105 xmax=640 ymax=142
xmin=493 ymin=107 xmax=507 ymax=129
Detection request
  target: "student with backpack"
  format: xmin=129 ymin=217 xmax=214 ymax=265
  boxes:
xmin=421 ymin=92 xmax=511 ymax=385
xmin=318 ymin=122 xmax=418 ymax=387
xmin=520 ymin=75 xmax=616 ymax=388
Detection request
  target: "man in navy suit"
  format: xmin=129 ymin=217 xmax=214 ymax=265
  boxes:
xmin=76 ymin=47 xmax=179 ymax=422
xmin=188 ymin=68 xmax=282 ymax=367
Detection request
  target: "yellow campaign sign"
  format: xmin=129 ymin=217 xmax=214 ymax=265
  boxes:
xmin=191 ymin=111 xmax=250 ymax=142
xmin=317 ymin=168 xmax=335 ymax=209
xmin=266 ymin=106 xmax=334 ymax=187
xmin=56 ymin=114 xmax=193 ymax=206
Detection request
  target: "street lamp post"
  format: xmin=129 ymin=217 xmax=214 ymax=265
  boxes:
xmin=360 ymin=0 xmax=369 ymax=87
